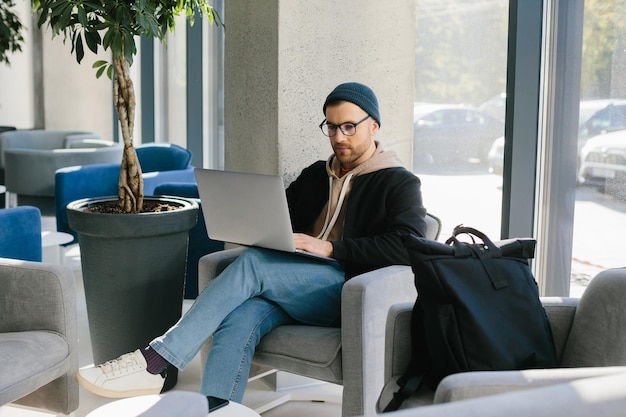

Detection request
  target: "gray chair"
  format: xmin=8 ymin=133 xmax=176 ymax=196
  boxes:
xmin=367 ymin=370 xmax=626 ymax=417
xmin=0 ymin=129 xmax=122 ymax=215
xmin=0 ymin=257 xmax=79 ymax=415
xmin=198 ymin=213 xmax=442 ymax=417
xmin=377 ymin=267 xmax=626 ymax=411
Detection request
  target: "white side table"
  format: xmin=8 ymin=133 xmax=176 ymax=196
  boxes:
xmin=41 ymin=231 xmax=74 ymax=264
xmin=85 ymin=393 xmax=261 ymax=417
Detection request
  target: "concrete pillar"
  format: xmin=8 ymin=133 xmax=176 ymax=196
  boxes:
xmin=224 ymin=0 xmax=416 ymax=182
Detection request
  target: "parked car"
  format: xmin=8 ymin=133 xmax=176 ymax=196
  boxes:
xmin=578 ymin=129 xmax=626 ymax=192
xmin=576 ymin=100 xmax=626 ymax=174
xmin=487 ymin=136 xmax=504 ymax=175
xmin=487 ymin=99 xmax=626 ymax=177
xmin=577 ymin=100 xmax=626 ymax=150
xmin=413 ymin=104 xmax=504 ymax=168
xmin=478 ymin=93 xmax=506 ymax=121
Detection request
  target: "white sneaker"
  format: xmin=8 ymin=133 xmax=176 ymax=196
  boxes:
xmin=77 ymin=349 xmax=165 ymax=398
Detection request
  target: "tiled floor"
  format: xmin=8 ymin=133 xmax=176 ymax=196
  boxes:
xmin=1 ymin=217 xmax=342 ymax=417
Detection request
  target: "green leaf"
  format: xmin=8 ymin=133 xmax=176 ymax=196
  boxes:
xmin=112 ymin=31 xmax=122 ymax=57
xmin=84 ymin=30 xmax=100 ymax=53
xmin=75 ymin=32 xmax=85 ymax=63
xmin=95 ymin=64 xmax=106 ymax=78
xmin=59 ymin=3 xmax=73 ymax=27
xmin=78 ymin=6 xmax=88 ymax=26
xmin=92 ymin=59 xmax=108 ymax=68
xmin=123 ymin=34 xmax=135 ymax=66
xmin=102 ymin=27 xmax=113 ymax=50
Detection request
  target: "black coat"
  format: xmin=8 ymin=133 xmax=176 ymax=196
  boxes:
xmin=286 ymin=160 xmax=427 ymax=279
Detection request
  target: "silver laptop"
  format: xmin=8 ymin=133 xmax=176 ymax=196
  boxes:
xmin=194 ymin=168 xmax=336 ymax=262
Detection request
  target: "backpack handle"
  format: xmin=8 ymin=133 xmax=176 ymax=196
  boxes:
xmin=446 ymin=225 xmax=502 ymax=258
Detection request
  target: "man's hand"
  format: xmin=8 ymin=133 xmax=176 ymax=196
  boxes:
xmin=293 ymin=233 xmax=334 ymax=258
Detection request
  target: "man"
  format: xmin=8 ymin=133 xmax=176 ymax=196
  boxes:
xmin=77 ymin=82 xmax=428 ymax=402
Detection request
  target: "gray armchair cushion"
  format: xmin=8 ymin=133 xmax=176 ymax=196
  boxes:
xmin=254 ymin=325 xmax=343 ymax=383
xmin=0 ymin=331 xmax=70 ymax=402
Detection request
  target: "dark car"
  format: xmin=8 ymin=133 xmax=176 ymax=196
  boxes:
xmin=413 ymin=104 xmax=504 ymax=168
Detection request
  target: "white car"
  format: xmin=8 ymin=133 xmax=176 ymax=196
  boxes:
xmin=578 ymin=129 xmax=626 ymax=191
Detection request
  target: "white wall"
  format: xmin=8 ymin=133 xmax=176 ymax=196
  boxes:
xmin=224 ymin=0 xmax=416 ymax=182
xmin=0 ymin=1 xmax=35 ymax=129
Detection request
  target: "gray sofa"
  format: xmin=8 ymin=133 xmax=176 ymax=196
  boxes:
xmin=377 ymin=267 xmax=626 ymax=411
xmin=0 ymin=257 xmax=79 ymax=414
xmin=0 ymin=129 xmax=122 ymax=214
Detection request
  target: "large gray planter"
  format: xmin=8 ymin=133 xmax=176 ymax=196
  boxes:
xmin=67 ymin=196 xmax=198 ymax=391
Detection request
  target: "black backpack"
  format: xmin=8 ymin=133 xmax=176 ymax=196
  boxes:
xmin=383 ymin=226 xmax=558 ymax=412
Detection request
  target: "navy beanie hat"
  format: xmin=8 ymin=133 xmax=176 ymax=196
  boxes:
xmin=323 ymin=82 xmax=381 ymax=127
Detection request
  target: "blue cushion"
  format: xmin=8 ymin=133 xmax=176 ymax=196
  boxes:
xmin=55 ymin=163 xmax=120 ymax=243
xmin=0 ymin=206 xmax=42 ymax=261
xmin=136 ymin=143 xmax=192 ymax=173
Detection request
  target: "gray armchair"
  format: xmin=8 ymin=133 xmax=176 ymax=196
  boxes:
xmin=377 ymin=267 xmax=626 ymax=411
xmin=0 ymin=258 xmax=79 ymax=415
xmin=0 ymin=129 xmax=122 ymax=215
xmin=198 ymin=213 xmax=442 ymax=417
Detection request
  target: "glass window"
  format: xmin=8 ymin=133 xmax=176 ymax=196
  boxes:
xmin=412 ymin=0 xmax=508 ymax=240
xmin=573 ymin=0 xmax=626 ymax=297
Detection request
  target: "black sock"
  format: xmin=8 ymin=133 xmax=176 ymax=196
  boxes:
xmin=141 ymin=346 xmax=169 ymax=375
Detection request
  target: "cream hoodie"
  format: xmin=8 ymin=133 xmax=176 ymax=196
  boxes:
xmin=312 ymin=141 xmax=406 ymax=241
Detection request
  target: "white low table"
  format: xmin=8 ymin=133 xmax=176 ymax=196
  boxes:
xmin=41 ymin=231 xmax=74 ymax=264
xmin=86 ymin=392 xmax=261 ymax=417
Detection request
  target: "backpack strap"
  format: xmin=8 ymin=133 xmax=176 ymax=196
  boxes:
xmin=382 ymin=373 xmax=425 ymax=412
xmin=382 ymin=300 xmax=430 ymax=412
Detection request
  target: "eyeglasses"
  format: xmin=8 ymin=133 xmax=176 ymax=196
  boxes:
xmin=319 ymin=115 xmax=370 ymax=137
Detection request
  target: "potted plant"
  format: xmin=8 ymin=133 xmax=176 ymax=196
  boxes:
xmin=33 ymin=0 xmax=221 ymax=390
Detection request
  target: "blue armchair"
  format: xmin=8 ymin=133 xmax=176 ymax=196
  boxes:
xmin=0 ymin=206 xmax=42 ymax=262
xmin=54 ymin=143 xmax=196 ymax=244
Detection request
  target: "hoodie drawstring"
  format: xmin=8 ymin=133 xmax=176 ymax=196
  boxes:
xmin=316 ymin=172 xmax=354 ymax=241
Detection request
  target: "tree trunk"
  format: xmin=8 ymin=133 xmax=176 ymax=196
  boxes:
xmin=113 ymin=55 xmax=143 ymax=213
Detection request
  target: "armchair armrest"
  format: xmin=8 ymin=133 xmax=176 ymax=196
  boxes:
xmin=0 ymin=258 xmax=77 ymax=338
xmin=197 ymin=247 xmax=247 ymax=290
xmin=434 ymin=366 xmax=626 ymax=404
xmin=341 ymin=265 xmax=416 ymax=417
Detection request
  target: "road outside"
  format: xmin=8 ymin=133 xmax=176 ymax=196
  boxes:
xmin=414 ymin=166 xmax=626 ymax=298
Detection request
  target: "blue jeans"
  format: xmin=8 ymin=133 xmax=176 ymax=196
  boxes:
xmin=150 ymin=247 xmax=345 ymax=402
